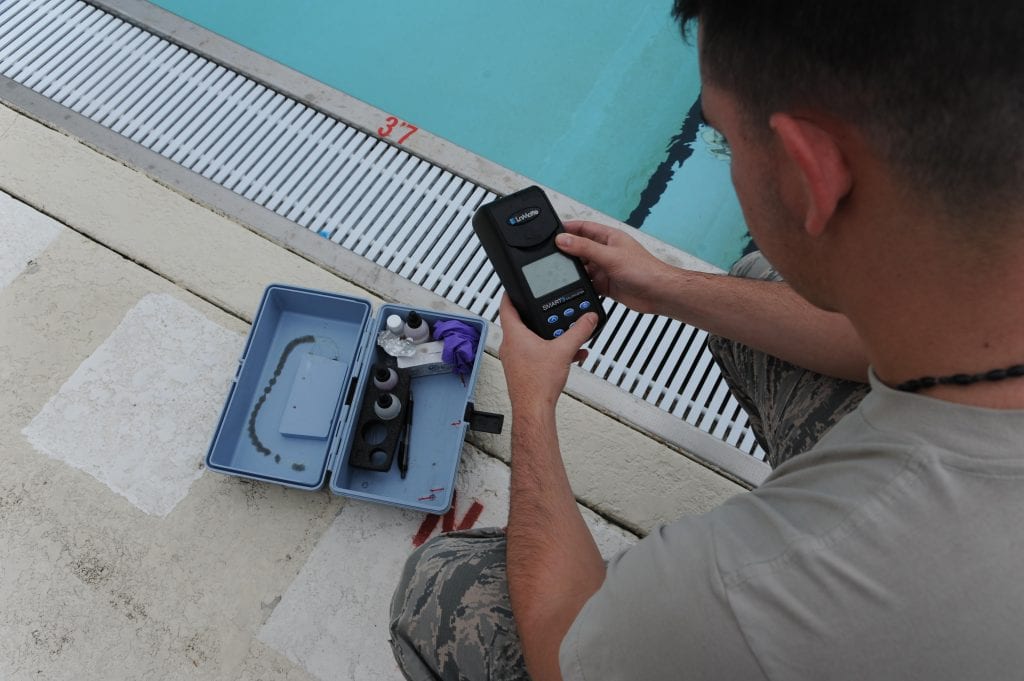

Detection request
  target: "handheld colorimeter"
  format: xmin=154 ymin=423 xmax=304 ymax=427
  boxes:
xmin=472 ymin=186 xmax=607 ymax=340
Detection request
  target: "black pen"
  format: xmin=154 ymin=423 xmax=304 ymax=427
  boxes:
xmin=399 ymin=389 xmax=414 ymax=479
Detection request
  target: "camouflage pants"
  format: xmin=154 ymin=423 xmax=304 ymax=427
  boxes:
xmin=390 ymin=528 xmax=528 ymax=681
xmin=706 ymin=251 xmax=870 ymax=468
xmin=389 ymin=251 xmax=870 ymax=680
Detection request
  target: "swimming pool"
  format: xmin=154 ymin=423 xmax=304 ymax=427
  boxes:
xmin=149 ymin=0 xmax=749 ymax=269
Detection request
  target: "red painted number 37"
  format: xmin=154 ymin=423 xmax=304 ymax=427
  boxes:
xmin=378 ymin=116 xmax=418 ymax=144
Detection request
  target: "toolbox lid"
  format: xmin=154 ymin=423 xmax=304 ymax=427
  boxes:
xmin=205 ymin=284 xmax=372 ymax=490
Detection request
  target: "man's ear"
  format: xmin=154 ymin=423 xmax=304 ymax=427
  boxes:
xmin=769 ymin=113 xmax=852 ymax=237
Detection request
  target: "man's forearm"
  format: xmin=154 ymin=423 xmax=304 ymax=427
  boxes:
xmin=506 ymin=405 xmax=605 ymax=681
xmin=651 ymin=266 xmax=869 ymax=382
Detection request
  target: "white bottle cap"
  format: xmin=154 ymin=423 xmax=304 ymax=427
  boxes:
xmin=386 ymin=314 xmax=405 ymax=335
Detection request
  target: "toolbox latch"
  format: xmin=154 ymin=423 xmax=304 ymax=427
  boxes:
xmin=464 ymin=402 xmax=505 ymax=434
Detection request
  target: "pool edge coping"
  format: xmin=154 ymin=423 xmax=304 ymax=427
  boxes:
xmin=92 ymin=0 xmax=725 ymax=277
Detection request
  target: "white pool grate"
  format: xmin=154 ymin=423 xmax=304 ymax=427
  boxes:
xmin=0 ymin=0 xmax=764 ymax=459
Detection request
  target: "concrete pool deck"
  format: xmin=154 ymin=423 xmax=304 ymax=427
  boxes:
xmin=0 ymin=103 xmax=744 ymax=679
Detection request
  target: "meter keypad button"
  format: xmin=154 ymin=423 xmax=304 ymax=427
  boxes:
xmin=547 ymin=314 xmax=559 ymax=324
xmin=579 ymin=300 xmax=591 ymax=311
xmin=564 ymin=308 xmax=575 ymax=317
xmin=553 ymin=329 xmax=565 ymax=338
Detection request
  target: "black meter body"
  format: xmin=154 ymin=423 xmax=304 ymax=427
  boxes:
xmin=472 ymin=186 xmax=607 ymax=340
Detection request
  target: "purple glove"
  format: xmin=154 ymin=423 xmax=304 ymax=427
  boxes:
xmin=432 ymin=320 xmax=480 ymax=377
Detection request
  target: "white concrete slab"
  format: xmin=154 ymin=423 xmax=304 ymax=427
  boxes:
xmin=0 ymin=190 xmax=60 ymax=290
xmin=259 ymin=447 xmax=637 ymax=681
xmin=0 ymin=102 xmax=744 ymax=536
xmin=22 ymin=293 xmax=244 ymax=516
xmin=0 ymin=101 xmax=744 ymax=680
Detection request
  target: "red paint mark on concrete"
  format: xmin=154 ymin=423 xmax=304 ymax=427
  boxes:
xmin=443 ymin=493 xmax=484 ymax=532
xmin=412 ymin=490 xmax=485 ymax=547
xmin=412 ymin=514 xmax=440 ymax=547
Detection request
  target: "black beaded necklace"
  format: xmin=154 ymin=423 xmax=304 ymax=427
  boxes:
xmin=248 ymin=335 xmax=315 ymax=470
xmin=895 ymin=364 xmax=1024 ymax=392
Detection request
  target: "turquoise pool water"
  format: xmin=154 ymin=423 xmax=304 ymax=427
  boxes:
xmin=150 ymin=0 xmax=748 ymax=269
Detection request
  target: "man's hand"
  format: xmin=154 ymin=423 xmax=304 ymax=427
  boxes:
xmin=499 ymin=293 xmax=606 ymax=681
xmin=557 ymin=220 xmax=672 ymax=315
xmin=498 ymin=294 xmax=599 ymax=412
xmin=560 ymin=220 xmax=870 ymax=381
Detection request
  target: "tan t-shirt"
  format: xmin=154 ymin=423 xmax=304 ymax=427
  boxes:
xmin=561 ymin=372 xmax=1024 ymax=680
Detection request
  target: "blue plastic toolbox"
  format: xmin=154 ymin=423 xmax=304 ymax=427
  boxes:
xmin=205 ymin=284 xmax=498 ymax=514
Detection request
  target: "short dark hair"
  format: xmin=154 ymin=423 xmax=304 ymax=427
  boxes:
xmin=674 ymin=0 xmax=1024 ymax=220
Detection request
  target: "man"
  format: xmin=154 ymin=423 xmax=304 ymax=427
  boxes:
xmin=391 ymin=0 xmax=1024 ymax=678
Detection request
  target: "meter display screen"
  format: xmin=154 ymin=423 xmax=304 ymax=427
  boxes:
xmin=521 ymin=252 xmax=579 ymax=298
